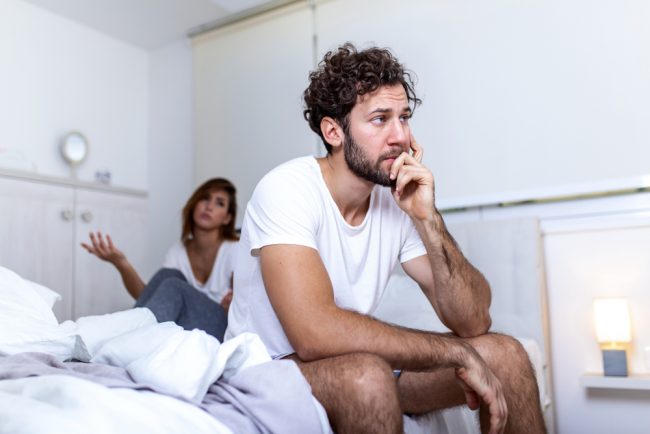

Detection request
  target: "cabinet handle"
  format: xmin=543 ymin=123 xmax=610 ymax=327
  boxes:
xmin=61 ymin=209 xmax=74 ymax=221
xmin=80 ymin=211 xmax=93 ymax=223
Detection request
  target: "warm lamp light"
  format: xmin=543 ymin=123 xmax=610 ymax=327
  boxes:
xmin=593 ymin=298 xmax=631 ymax=377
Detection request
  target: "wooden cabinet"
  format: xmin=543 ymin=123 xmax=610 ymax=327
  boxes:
xmin=0 ymin=171 xmax=147 ymax=322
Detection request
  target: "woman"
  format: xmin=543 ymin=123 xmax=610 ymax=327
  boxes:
xmin=81 ymin=178 xmax=239 ymax=341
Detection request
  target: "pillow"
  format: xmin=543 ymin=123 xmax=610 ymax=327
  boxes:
xmin=0 ymin=266 xmax=58 ymax=329
xmin=23 ymin=278 xmax=62 ymax=309
xmin=0 ymin=266 xmax=76 ymax=360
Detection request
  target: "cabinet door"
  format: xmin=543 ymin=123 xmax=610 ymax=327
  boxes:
xmin=0 ymin=177 xmax=75 ymax=321
xmin=74 ymin=189 xmax=147 ymax=318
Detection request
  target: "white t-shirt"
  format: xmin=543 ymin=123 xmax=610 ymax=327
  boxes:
xmin=225 ymin=156 xmax=426 ymax=356
xmin=162 ymin=240 xmax=237 ymax=303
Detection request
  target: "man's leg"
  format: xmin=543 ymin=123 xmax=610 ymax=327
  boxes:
xmin=397 ymin=333 xmax=546 ymax=434
xmin=290 ymin=353 xmax=403 ymax=434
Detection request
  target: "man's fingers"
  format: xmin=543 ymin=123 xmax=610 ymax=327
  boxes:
xmin=389 ymin=153 xmax=407 ymax=181
xmin=485 ymin=385 xmax=507 ymax=434
xmin=394 ymin=165 xmax=430 ymax=196
xmin=488 ymin=397 xmax=506 ymax=434
xmin=390 ymin=149 xmax=424 ymax=180
xmin=461 ymin=386 xmax=480 ymax=410
xmin=456 ymin=365 xmax=507 ymax=434
xmin=410 ymin=133 xmax=423 ymax=163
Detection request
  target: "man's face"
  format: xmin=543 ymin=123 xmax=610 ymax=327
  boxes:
xmin=342 ymin=84 xmax=412 ymax=187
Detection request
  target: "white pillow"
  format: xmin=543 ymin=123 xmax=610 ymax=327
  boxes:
xmin=24 ymin=278 xmax=62 ymax=309
xmin=0 ymin=266 xmax=58 ymax=330
xmin=0 ymin=266 xmax=76 ymax=359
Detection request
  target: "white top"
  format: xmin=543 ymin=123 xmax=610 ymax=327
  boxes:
xmin=225 ymin=156 xmax=426 ymax=356
xmin=162 ymin=240 xmax=237 ymax=303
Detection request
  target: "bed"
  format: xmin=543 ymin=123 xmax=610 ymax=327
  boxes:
xmin=0 ymin=266 xmax=330 ymax=434
xmin=0 ymin=217 xmax=552 ymax=434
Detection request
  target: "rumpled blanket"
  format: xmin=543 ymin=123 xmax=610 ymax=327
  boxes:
xmin=0 ymin=352 xmax=327 ymax=434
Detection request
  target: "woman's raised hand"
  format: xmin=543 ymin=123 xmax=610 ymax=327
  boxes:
xmin=81 ymin=231 xmax=127 ymax=266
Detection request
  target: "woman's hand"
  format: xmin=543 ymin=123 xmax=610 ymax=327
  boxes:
xmin=220 ymin=289 xmax=233 ymax=312
xmin=81 ymin=231 xmax=127 ymax=267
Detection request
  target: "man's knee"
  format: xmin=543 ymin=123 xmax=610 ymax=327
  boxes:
xmin=469 ymin=333 xmax=534 ymax=377
xmin=346 ymin=353 xmax=397 ymax=398
xmin=302 ymin=352 xmax=397 ymax=402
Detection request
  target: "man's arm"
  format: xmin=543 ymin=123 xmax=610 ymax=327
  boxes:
xmin=262 ymin=243 xmax=482 ymax=369
xmin=392 ymin=136 xmax=491 ymax=338
xmin=401 ymin=217 xmax=492 ymax=338
xmin=260 ymin=243 xmax=504 ymax=421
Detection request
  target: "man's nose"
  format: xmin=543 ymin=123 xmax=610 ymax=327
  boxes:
xmin=388 ymin=119 xmax=408 ymax=145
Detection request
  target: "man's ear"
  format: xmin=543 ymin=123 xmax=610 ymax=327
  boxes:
xmin=320 ymin=117 xmax=344 ymax=150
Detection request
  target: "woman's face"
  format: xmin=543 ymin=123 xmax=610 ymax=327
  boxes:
xmin=192 ymin=189 xmax=232 ymax=232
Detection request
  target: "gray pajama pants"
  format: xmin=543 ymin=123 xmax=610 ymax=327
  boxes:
xmin=134 ymin=268 xmax=228 ymax=342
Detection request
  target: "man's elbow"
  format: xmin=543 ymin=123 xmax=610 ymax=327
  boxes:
xmin=447 ymin=310 xmax=492 ymax=338
xmin=459 ymin=316 xmax=491 ymax=338
xmin=293 ymin=339 xmax=332 ymax=362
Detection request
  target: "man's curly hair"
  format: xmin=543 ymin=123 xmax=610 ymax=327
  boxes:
xmin=303 ymin=43 xmax=421 ymax=153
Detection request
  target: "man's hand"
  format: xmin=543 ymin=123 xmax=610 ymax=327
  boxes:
xmin=389 ymin=134 xmax=436 ymax=222
xmin=454 ymin=345 xmax=508 ymax=434
xmin=81 ymin=231 xmax=127 ymax=267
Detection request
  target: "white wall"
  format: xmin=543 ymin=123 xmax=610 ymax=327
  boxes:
xmin=193 ymin=2 xmax=316 ymax=226
xmin=0 ymin=0 xmax=149 ymax=190
xmin=316 ymin=0 xmax=650 ymax=202
xmin=0 ymin=0 xmax=195 ymax=276
xmin=146 ymin=39 xmax=194 ymax=277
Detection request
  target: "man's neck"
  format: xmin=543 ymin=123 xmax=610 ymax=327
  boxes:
xmin=317 ymin=152 xmax=373 ymax=226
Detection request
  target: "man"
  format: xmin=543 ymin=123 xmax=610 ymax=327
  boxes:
xmin=226 ymin=43 xmax=546 ymax=434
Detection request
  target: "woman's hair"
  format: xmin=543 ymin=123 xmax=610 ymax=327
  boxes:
xmin=181 ymin=178 xmax=239 ymax=242
xmin=303 ymin=42 xmax=421 ymax=153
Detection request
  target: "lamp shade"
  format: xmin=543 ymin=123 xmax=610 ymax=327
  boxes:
xmin=593 ymin=298 xmax=631 ymax=343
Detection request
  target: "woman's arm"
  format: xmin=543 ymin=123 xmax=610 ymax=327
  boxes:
xmin=81 ymin=231 xmax=145 ymax=299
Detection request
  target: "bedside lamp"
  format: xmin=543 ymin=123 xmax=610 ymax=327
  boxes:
xmin=594 ymin=298 xmax=631 ymax=377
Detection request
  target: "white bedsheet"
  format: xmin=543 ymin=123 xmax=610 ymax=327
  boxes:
xmin=0 ymin=375 xmax=232 ymax=434
xmin=0 ymin=266 xmax=331 ymax=434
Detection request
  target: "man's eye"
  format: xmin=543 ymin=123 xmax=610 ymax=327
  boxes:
xmin=400 ymin=114 xmax=411 ymax=122
xmin=371 ymin=116 xmax=385 ymax=124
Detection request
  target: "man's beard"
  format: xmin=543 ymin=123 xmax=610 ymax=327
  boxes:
xmin=343 ymin=132 xmax=400 ymax=187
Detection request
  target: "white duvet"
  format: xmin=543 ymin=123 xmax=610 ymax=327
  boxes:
xmin=0 ymin=375 xmax=232 ymax=434
xmin=0 ymin=266 xmax=329 ymax=434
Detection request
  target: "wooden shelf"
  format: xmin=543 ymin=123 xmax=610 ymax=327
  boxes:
xmin=581 ymin=374 xmax=650 ymax=390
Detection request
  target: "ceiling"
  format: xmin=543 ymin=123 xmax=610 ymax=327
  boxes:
xmin=21 ymin=0 xmax=278 ymax=51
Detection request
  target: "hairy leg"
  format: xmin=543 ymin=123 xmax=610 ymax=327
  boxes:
xmin=397 ymin=333 xmax=546 ymax=434
xmin=289 ymin=353 xmax=403 ymax=434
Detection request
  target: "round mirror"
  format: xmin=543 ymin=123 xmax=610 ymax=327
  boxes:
xmin=60 ymin=131 xmax=89 ymax=167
